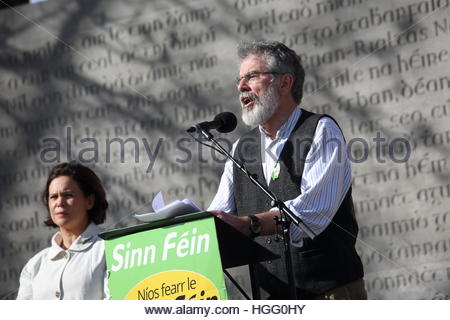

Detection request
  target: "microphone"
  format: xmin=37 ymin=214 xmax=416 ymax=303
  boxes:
xmin=187 ymin=112 xmax=237 ymax=133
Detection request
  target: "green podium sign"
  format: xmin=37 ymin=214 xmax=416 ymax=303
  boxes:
xmin=101 ymin=212 xmax=228 ymax=300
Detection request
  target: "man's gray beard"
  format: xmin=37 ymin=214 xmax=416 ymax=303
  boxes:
xmin=241 ymin=84 xmax=279 ymax=127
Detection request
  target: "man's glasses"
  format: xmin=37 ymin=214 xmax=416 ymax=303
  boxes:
xmin=235 ymin=71 xmax=280 ymax=87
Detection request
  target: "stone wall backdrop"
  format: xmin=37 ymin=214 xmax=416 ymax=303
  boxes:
xmin=1 ymin=0 xmax=449 ymax=299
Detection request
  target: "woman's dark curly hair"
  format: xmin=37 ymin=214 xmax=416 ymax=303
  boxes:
xmin=42 ymin=162 xmax=108 ymax=227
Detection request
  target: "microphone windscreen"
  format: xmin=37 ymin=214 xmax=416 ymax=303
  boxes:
xmin=215 ymin=112 xmax=237 ymax=133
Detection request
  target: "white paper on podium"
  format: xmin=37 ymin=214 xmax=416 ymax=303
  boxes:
xmin=151 ymin=191 xmax=165 ymax=212
xmin=134 ymin=193 xmax=203 ymax=223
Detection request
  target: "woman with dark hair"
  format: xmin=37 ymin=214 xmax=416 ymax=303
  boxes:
xmin=17 ymin=162 xmax=109 ymax=299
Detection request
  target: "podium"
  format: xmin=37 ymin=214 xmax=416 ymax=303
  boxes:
xmin=99 ymin=211 xmax=277 ymax=300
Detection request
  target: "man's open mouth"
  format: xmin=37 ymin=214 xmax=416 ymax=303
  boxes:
xmin=241 ymin=96 xmax=255 ymax=108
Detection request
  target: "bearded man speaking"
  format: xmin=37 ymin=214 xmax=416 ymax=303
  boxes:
xmin=208 ymin=41 xmax=366 ymax=300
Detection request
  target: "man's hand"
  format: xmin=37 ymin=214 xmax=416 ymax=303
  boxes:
xmin=209 ymin=210 xmax=280 ymax=237
xmin=208 ymin=210 xmax=251 ymax=237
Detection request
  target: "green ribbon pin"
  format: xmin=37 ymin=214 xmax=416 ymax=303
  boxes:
xmin=271 ymin=162 xmax=280 ymax=181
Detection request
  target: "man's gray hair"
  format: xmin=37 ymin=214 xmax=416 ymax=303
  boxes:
xmin=237 ymin=40 xmax=305 ymax=104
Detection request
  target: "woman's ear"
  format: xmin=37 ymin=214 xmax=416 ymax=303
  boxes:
xmin=86 ymin=194 xmax=95 ymax=211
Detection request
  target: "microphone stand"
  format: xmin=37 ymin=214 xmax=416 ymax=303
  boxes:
xmin=196 ymin=128 xmax=316 ymax=300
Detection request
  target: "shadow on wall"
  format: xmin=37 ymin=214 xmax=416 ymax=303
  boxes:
xmin=1 ymin=0 xmax=449 ymax=300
